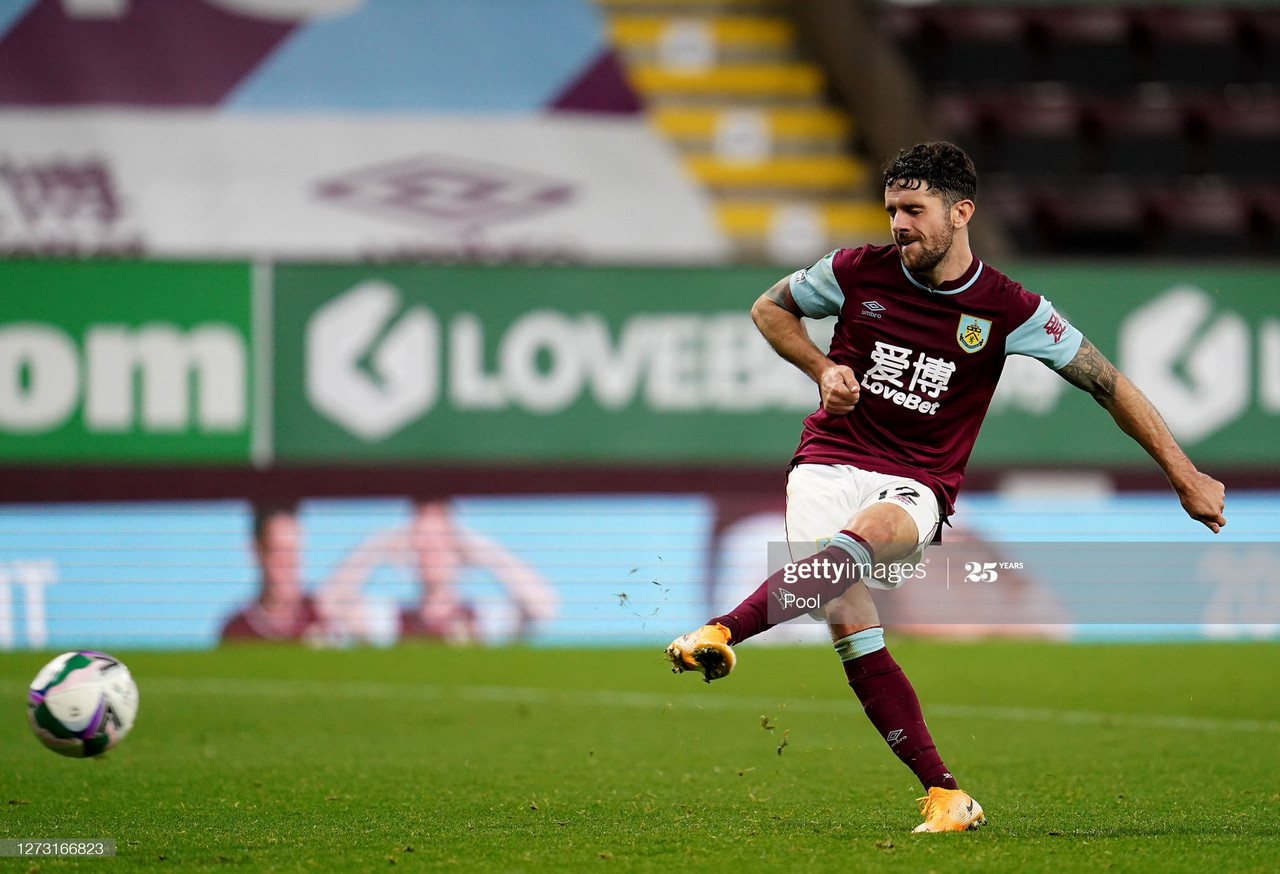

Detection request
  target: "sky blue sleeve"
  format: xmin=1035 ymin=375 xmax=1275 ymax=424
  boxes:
xmin=1005 ymin=297 xmax=1084 ymax=368
xmin=788 ymin=250 xmax=844 ymax=318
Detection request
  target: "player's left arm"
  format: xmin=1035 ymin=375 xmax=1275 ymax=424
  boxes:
xmin=1056 ymin=338 xmax=1226 ymax=533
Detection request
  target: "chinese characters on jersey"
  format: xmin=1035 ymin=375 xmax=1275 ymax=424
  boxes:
xmin=860 ymin=341 xmax=957 ymax=415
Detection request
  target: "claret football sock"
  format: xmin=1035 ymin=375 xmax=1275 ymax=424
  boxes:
xmin=712 ymin=531 xmax=873 ymax=644
xmin=837 ymin=627 xmax=958 ymax=791
xmin=709 ymin=580 xmax=770 ymax=644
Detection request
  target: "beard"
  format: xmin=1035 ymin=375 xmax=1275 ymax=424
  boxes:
xmin=898 ymin=226 xmax=954 ymax=275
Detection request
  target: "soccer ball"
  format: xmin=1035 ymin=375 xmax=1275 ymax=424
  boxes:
xmin=27 ymin=651 xmax=139 ymax=758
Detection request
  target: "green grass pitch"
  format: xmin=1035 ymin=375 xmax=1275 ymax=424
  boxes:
xmin=3 ymin=640 xmax=1279 ymax=872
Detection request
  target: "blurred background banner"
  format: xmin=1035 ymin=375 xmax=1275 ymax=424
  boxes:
xmin=0 ymin=0 xmax=727 ymax=263
xmin=0 ymin=260 xmax=253 ymax=462
xmin=272 ymin=262 xmax=1280 ymax=466
xmin=270 ymin=263 xmax=816 ymax=463
xmin=0 ymin=113 xmax=728 ymax=263
xmin=3 ymin=260 xmax=1275 ymax=466
xmin=0 ymin=495 xmax=714 ymax=650
xmin=2 ymin=490 xmax=1277 ymax=651
xmin=978 ymin=264 xmax=1280 ymax=466
xmin=1 ymin=0 xmax=1278 ymax=650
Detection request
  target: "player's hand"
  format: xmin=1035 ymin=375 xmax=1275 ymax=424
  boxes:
xmin=1174 ymin=470 xmax=1226 ymax=533
xmin=818 ymin=364 xmax=860 ymax=415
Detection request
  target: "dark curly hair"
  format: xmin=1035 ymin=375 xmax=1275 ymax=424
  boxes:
xmin=881 ymin=142 xmax=977 ymax=205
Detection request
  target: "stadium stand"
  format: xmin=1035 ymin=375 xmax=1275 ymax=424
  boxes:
xmin=598 ymin=0 xmax=889 ymax=261
xmin=880 ymin=2 xmax=1280 ymax=257
xmin=0 ymin=0 xmax=730 ymax=263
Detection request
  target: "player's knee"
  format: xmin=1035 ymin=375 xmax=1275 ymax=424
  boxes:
xmin=846 ymin=506 xmax=920 ymax=558
xmin=842 ymin=519 xmax=892 ymax=556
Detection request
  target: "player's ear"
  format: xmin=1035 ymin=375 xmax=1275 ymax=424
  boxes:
xmin=951 ymin=199 xmax=974 ymax=228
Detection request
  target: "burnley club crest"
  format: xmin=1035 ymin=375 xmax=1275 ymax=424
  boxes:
xmin=957 ymin=314 xmax=991 ymax=353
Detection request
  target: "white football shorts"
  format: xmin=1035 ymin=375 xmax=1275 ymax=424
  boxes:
xmin=784 ymin=463 xmax=941 ymax=590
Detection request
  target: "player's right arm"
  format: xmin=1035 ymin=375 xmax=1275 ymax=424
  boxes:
xmin=752 ymin=275 xmax=860 ymax=415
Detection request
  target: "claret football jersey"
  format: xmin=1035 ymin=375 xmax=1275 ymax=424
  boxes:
xmin=788 ymin=244 xmax=1084 ymax=516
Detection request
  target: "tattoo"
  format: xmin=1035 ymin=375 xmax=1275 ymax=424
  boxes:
xmin=1058 ymin=338 xmax=1118 ymax=402
xmin=762 ymin=277 xmax=804 ymax=317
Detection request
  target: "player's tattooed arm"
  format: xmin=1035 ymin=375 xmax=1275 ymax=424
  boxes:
xmin=1056 ymin=337 xmax=1226 ymax=533
xmin=758 ymin=276 xmax=806 ymax=317
xmin=1056 ymin=338 xmax=1118 ymax=402
xmin=752 ymin=276 xmax=859 ymax=414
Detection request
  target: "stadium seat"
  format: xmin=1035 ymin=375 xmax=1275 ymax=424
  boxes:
xmin=1092 ymin=99 xmax=1195 ymax=179
xmin=1256 ymin=11 xmax=1280 ymax=83
xmin=935 ymin=8 xmax=1038 ymax=88
xmin=1139 ymin=9 xmax=1257 ymax=89
xmin=883 ymin=2 xmax=1280 ymax=256
xmin=1148 ymin=182 xmax=1253 ymax=255
xmin=609 ymin=13 xmax=795 ymax=64
xmin=1031 ymin=182 xmax=1153 ymax=255
xmin=604 ymin=0 xmax=886 ymax=261
xmin=1037 ymin=7 xmax=1138 ymax=93
xmin=932 ymin=92 xmax=1090 ymax=179
xmin=1204 ymin=98 xmax=1280 ymax=181
xmin=628 ymin=62 xmax=825 ymax=102
xmin=652 ymin=105 xmax=851 ymax=156
xmin=993 ymin=95 xmax=1090 ymax=178
xmin=930 ymin=90 xmax=1004 ymax=177
xmin=1249 ymin=187 xmax=1280 ymax=253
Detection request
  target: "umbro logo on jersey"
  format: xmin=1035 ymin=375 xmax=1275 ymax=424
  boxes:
xmin=862 ymin=300 xmax=886 ymax=319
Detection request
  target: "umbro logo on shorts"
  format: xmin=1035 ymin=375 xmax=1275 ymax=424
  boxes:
xmin=878 ymin=486 xmax=920 ymax=505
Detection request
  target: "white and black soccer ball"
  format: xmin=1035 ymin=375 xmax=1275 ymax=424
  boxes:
xmin=27 ymin=651 xmax=139 ymax=758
